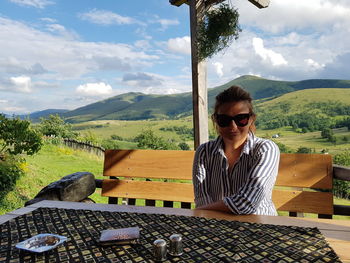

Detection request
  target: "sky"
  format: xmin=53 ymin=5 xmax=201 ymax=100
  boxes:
xmin=0 ymin=0 xmax=349 ymax=115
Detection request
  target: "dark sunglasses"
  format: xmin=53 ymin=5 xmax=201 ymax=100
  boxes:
xmin=215 ymin=113 xmax=251 ymax=127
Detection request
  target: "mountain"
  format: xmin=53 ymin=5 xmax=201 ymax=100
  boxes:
xmin=19 ymin=109 xmax=69 ymax=122
xmin=58 ymin=75 xmax=350 ymax=122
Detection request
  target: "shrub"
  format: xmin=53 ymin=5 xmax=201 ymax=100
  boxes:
xmin=296 ymin=147 xmax=312 ymax=154
xmin=0 ymin=156 xmax=24 ymax=198
xmin=178 ymin=142 xmax=191 ymax=151
xmin=134 ymin=130 xmax=178 ymax=150
xmin=38 ymin=114 xmax=77 ymax=138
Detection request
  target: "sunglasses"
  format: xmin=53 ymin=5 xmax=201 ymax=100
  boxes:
xmin=215 ymin=113 xmax=251 ymax=127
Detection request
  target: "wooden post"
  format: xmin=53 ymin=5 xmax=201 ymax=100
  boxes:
xmin=189 ymin=0 xmax=209 ymax=149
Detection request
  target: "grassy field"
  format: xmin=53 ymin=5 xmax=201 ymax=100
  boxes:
xmin=73 ymin=118 xmax=350 ymax=155
xmin=257 ymin=127 xmax=350 ymax=155
xmin=0 ymin=143 xmax=107 ymax=214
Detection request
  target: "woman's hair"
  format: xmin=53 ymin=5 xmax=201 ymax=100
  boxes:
xmin=211 ymin=85 xmax=256 ymax=132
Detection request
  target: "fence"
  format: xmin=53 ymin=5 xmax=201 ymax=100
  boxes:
xmin=62 ymin=138 xmax=105 ymax=157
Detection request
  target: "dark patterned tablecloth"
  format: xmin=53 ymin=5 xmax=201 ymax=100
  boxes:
xmin=0 ymin=207 xmax=341 ymax=263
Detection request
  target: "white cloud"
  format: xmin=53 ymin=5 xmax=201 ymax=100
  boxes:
xmin=134 ymin=40 xmax=151 ymax=50
xmin=213 ymin=62 xmax=223 ymax=77
xmin=158 ymin=19 xmax=179 ymax=27
xmin=76 ymin=82 xmax=113 ymax=97
xmin=10 ymin=76 xmax=32 ymax=93
xmin=252 ymin=37 xmax=288 ymax=66
xmin=236 ymin=0 xmax=350 ymax=34
xmin=167 ymin=36 xmax=191 ymax=55
xmin=79 ymin=9 xmax=142 ymax=26
xmin=0 ymin=75 xmax=32 ymax=93
xmin=46 ymin=24 xmax=79 ymax=40
xmin=9 ymin=0 xmax=53 ymax=9
xmin=155 ymin=18 xmax=180 ymax=30
xmin=40 ymin=17 xmax=57 ymax=23
xmin=0 ymin=17 xmax=158 ymax=79
xmin=305 ymin=58 xmax=324 ymax=70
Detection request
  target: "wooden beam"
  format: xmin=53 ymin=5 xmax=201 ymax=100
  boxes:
xmin=169 ymin=0 xmax=188 ymax=7
xmin=189 ymin=0 xmax=209 ymax=149
xmin=248 ymin=0 xmax=270 ymax=9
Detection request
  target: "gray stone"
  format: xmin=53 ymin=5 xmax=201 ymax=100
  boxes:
xmin=25 ymin=172 xmax=96 ymax=206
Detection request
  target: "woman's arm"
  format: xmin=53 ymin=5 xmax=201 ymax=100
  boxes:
xmin=192 ymin=144 xmax=213 ymax=207
xmin=196 ymin=200 xmax=232 ymax=212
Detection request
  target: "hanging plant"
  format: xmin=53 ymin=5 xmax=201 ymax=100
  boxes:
xmin=197 ymin=3 xmax=241 ymax=61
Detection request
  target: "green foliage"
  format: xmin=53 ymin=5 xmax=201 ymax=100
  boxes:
xmin=38 ymin=114 xmax=77 ymax=138
xmin=159 ymin=126 xmax=193 ymax=140
xmin=111 ymin=134 xmax=123 ymax=140
xmin=274 ymin=142 xmax=293 ymax=153
xmin=198 ymin=3 xmax=241 ymax=60
xmin=296 ymin=147 xmax=312 ymax=154
xmin=134 ymin=129 xmax=178 ymax=150
xmin=333 ymin=151 xmax=350 ymax=199
xmin=321 ymin=128 xmax=333 ymax=139
xmin=0 ymin=155 xmax=24 ymax=199
xmin=78 ymin=130 xmax=100 ymax=145
xmin=0 ymin=114 xmax=42 ymax=156
xmin=101 ymin=139 xmax=119 ymax=150
xmin=178 ymin=142 xmax=190 ymax=151
xmin=257 ymin=111 xmax=332 ymax=132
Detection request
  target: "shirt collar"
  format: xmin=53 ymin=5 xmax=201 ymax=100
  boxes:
xmin=214 ymin=131 xmax=255 ymax=156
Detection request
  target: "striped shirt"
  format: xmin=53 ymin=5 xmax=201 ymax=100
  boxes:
xmin=192 ymin=132 xmax=280 ymax=216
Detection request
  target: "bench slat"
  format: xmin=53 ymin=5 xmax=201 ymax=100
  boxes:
xmin=276 ymin=153 xmax=332 ymax=189
xmin=104 ymin=149 xmax=194 ymax=180
xmin=102 ymin=179 xmax=333 ymax=214
xmin=272 ymin=189 xmax=333 ymax=214
xmin=102 ymin=179 xmax=194 ymax=203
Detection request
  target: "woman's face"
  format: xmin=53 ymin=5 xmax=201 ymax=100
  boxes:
xmin=216 ymin=101 xmax=253 ymax=143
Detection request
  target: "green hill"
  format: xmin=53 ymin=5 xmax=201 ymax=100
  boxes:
xmin=63 ymin=75 xmax=350 ymax=123
xmin=256 ymin=88 xmax=350 ymax=114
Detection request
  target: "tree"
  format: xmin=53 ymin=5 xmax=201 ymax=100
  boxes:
xmin=0 ymin=114 xmax=42 ymax=198
xmin=0 ymin=114 xmax=42 ymax=157
xmin=321 ymin=128 xmax=333 ymax=139
xmin=134 ymin=129 xmax=178 ymax=150
xmin=38 ymin=114 xmax=77 ymax=138
xmin=296 ymin=147 xmax=312 ymax=154
xmin=274 ymin=142 xmax=293 ymax=153
xmin=178 ymin=142 xmax=190 ymax=150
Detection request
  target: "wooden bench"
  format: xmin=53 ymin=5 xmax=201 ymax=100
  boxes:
xmin=98 ymin=149 xmax=350 ymax=218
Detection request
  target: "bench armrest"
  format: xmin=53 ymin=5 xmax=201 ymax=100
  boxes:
xmin=333 ymin=165 xmax=350 ymax=181
xmin=334 ymin=204 xmax=350 ymax=216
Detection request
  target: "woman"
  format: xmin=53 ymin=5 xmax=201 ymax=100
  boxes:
xmin=192 ymin=85 xmax=280 ymax=215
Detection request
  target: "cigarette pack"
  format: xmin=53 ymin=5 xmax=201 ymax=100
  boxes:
xmin=99 ymin=227 xmax=140 ymax=246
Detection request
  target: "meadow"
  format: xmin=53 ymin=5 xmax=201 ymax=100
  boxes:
xmin=74 ymin=118 xmax=350 ymax=155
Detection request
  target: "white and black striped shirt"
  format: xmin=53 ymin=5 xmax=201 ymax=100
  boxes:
xmin=192 ymin=132 xmax=280 ymax=216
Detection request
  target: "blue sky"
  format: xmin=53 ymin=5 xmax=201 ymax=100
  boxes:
xmin=0 ymin=0 xmax=349 ymax=114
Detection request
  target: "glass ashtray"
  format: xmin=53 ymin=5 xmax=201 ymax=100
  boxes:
xmin=15 ymin=233 xmax=67 ymax=253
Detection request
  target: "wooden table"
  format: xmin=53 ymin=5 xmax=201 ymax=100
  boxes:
xmin=1 ymin=200 xmax=350 ymax=262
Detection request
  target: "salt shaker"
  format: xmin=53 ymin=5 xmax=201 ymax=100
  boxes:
xmin=169 ymin=234 xmax=183 ymax=256
xmin=153 ymin=239 xmax=167 ymax=262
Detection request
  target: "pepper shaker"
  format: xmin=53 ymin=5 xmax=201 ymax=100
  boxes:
xmin=169 ymin=234 xmax=183 ymax=256
xmin=153 ymin=239 xmax=167 ymax=262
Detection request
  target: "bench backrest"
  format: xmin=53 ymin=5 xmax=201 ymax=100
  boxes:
xmin=102 ymin=149 xmax=333 ymax=215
